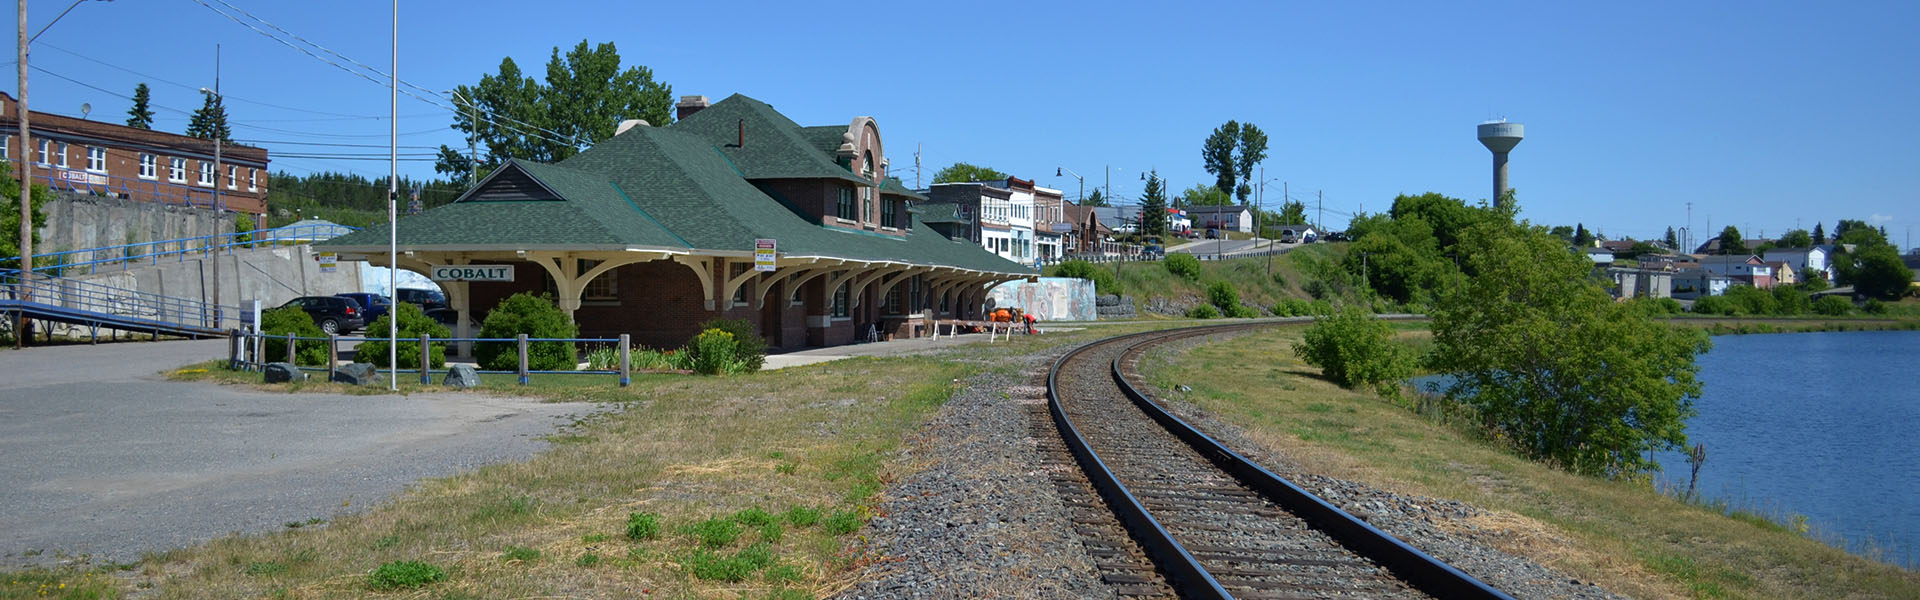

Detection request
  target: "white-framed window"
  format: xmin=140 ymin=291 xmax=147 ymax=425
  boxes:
xmin=226 ymin=165 xmax=238 ymax=189
xmin=138 ymin=153 xmax=157 ymax=179
xmin=248 ymin=169 xmax=257 ymax=192
xmin=831 ymin=282 xmax=850 ymax=318
xmin=169 ymin=157 xmax=186 ymax=182
xmin=1 ymin=135 xmax=8 ymax=159
xmin=54 ymin=142 xmax=68 ymax=168
xmin=198 ymin=162 xmax=214 ymax=186
xmin=35 ymin=140 xmax=48 ymax=165
xmin=578 ymin=259 xmax=617 ymax=301
xmin=860 ymin=152 xmax=874 ymax=221
xmin=86 ymin=146 xmax=107 ymax=173
xmin=730 ymin=263 xmax=752 ymax=304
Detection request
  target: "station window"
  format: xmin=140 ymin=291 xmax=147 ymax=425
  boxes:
xmin=54 ymin=142 xmax=68 ymax=168
xmin=86 ymin=146 xmax=107 ymax=173
xmin=730 ymin=263 xmax=753 ymax=305
xmin=880 ymin=198 xmax=896 ymax=229
xmin=227 ymin=165 xmax=238 ymax=189
xmin=138 ymin=154 xmax=157 ymax=180
xmin=248 ymin=169 xmax=257 ymax=192
xmin=35 ymin=140 xmax=48 ymax=165
xmin=198 ymin=162 xmax=214 ymax=186
xmin=579 ymin=259 xmax=617 ymax=301
xmin=169 ymin=158 xmax=187 ymax=183
xmin=831 ymin=282 xmax=850 ymax=318
xmin=836 ymin=187 xmax=854 ymax=220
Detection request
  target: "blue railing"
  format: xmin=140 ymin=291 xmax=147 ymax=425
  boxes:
xmin=1 ymin=272 xmax=234 ymax=334
xmin=229 ymin=332 xmax=659 ymax=387
xmin=0 ymin=223 xmax=358 ymax=278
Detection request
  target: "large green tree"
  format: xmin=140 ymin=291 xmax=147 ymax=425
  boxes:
xmin=1717 ymin=225 xmax=1747 ymax=255
xmin=931 ymin=162 xmax=1008 ymax=184
xmin=0 ymin=170 xmax=52 ymax=270
xmin=1234 ymin=123 xmax=1268 ymax=202
xmin=125 ymin=83 xmax=154 ymax=130
xmin=185 ymin=90 xmax=231 ymax=143
xmin=1850 ymin=245 xmax=1915 ymax=300
xmin=1139 ymin=170 xmax=1169 ymax=238
xmin=1202 ymin=121 xmax=1240 ymax=196
xmin=1777 ymin=228 xmax=1812 ymax=249
xmin=1082 ymin=188 xmax=1107 ymax=207
xmin=437 ymin=40 xmax=672 ymax=178
xmin=1179 ymin=184 xmax=1231 ymax=207
xmin=1431 ymin=220 xmax=1711 ymax=478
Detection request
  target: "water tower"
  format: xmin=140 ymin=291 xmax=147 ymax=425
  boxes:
xmin=1477 ymin=121 xmax=1524 ymax=206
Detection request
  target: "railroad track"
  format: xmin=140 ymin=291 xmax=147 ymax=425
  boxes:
xmin=1040 ymin=323 xmax=1513 ymax=600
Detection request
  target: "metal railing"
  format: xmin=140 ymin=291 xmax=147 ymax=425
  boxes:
xmin=228 ymin=331 xmax=650 ymax=387
xmin=0 ymin=223 xmax=358 ymax=278
xmin=1 ymin=272 xmax=233 ymax=334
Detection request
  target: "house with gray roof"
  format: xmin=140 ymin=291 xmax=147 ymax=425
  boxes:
xmin=321 ymin=94 xmax=1031 ymax=350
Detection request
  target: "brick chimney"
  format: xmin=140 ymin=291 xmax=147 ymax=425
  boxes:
xmin=675 ymin=95 xmax=710 ymax=121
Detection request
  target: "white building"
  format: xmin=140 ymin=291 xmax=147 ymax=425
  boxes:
xmin=1761 ymin=246 xmax=1835 ymax=282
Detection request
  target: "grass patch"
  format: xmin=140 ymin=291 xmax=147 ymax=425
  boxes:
xmin=1141 ymin=325 xmax=1920 ymax=599
xmin=365 ymin=560 xmax=446 ymax=590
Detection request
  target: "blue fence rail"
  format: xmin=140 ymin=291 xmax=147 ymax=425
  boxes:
xmin=229 ymin=331 xmax=653 ymax=387
xmin=0 ymin=223 xmax=358 ymax=278
xmin=1 ymin=272 xmax=233 ymax=339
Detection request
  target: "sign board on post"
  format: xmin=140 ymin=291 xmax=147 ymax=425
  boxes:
xmin=430 ymin=265 xmax=515 ymax=282
xmin=317 ymin=252 xmax=338 ymax=273
xmin=754 ymin=239 xmax=777 ymax=272
xmin=238 ymin=299 xmax=261 ymax=333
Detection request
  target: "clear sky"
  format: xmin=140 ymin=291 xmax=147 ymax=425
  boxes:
xmin=9 ymin=1 xmax=1916 ymax=251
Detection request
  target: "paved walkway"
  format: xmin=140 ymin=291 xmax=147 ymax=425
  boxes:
xmin=0 ymin=340 xmax=589 ymax=568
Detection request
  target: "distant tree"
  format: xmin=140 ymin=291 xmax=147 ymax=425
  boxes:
xmin=1431 ymin=220 xmax=1711 ymax=478
xmin=1573 ymin=223 xmax=1593 ymax=247
xmin=1235 ymin=182 xmax=1252 ymax=203
xmin=1179 ymin=184 xmax=1231 ymax=207
xmin=1550 ymin=225 xmax=1574 ymax=241
xmin=1235 ymin=123 xmax=1268 ymax=201
xmin=931 ymin=162 xmax=1008 ymax=184
xmin=1664 ymin=226 xmax=1678 ymax=248
xmin=185 ymin=90 xmax=232 ymax=143
xmin=1812 ymin=222 xmax=1826 ymax=244
xmin=1620 ymin=241 xmax=1663 ymax=259
xmin=1778 ymin=229 xmax=1812 ymax=249
xmin=1139 ymin=170 xmax=1169 ymax=238
xmin=125 ymin=83 xmax=154 ymax=129
xmin=437 ymin=40 xmax=672 ymax=177
xmin=1717 ymin=225 xmax=1747 ymax=255
xmin=1202 ymin=120 xmax=1241 ymax=196
xmin=1851 ymin=245 xmax=1916 ymax=300
xmin=1082 ymin=188 xmax=1107 ymax=207
xmin=1276 ymin=199 xmax=1307 ymax=226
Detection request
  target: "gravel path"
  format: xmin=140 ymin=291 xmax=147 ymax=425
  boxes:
xmin=838 ymin=331 xmax=1628 ymax=600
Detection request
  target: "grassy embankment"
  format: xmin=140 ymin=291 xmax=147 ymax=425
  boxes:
xmin=1138 ymin=325 xmax=1920 ymax=599
xmin=0 ymin=326 xmax=1139 ymax=600
xmin=1047 ymin=242 xmax=1358 ymax=317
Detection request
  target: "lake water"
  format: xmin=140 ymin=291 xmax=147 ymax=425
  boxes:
xmin=1416 ymin=330 xmax=1920 ymax=567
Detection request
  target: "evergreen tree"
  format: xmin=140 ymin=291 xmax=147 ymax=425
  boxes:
xmin=185 ymin=90 xmax=231 ymax=143
xmin=1139 ymin=170 xmax=1168 ymax=238
xmin=125 ymin=83 xmax=155 ymax=129
xmin=1813 ymin=221 xmax=1826 ymax=244
xmin=1664 ymin=226 xmax=1678 ymax=248
xmin=1082 ymin=188 xmax=1106 ymax=207
xmin=1573 ymin=223 xmax=1593 ymax=247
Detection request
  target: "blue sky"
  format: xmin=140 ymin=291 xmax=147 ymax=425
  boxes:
xmin=9 ymin=1 xmax=1916 ymax=250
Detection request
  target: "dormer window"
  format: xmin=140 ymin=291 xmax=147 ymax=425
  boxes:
xmin=860 ymin=151 xmax=874 ymax=221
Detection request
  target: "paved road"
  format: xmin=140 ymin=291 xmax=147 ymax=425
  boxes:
xmin=0 ymin=340 xmax=591 ymax=568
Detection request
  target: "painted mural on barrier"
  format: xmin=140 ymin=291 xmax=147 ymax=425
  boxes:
xmin=987 ymin=277 xmax=1097 ymax=321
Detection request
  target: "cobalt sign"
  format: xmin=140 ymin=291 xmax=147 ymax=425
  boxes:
xmin=431 ymin=265 xmax=514 ymax=282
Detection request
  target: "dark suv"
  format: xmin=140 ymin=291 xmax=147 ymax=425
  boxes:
xmin=333 ymin=293 xmax=391 ymax=323
xmin=395 ymin=287 xmax=448 ymax=311
xmin=279 ymin=296 xmax=365 ymax=335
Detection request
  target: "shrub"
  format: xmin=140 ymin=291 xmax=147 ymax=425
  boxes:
xmin=690 ymin=329 xmax=740 ymax=375
xmin=1292 ymin=305 xmax=1415 ymax=399
xmin=476 ymin=292 xmax=578 ymax=371
xmin=1630 ymin=297 xmax=1684 ymax=315
xmin=1186 ymin=304 xmax=1220 ymax=319
xmin=366 ymin=560 xmax=446 ymax=590
xmin=1724 ymin=285 xmax=1776 ymax=315
xmin=1054 ymin=259 xmax=1120 ymax=294
xmin=1771 ymin=286 xmax=1811 ymax=316
xmin=688 ymin=517 xmax=741 ymax=548
xmin=695 ymin=318 xmax=766 ymax=372
xmin=1862 ymin=299 xmax=1886 ymax=314
xmin=1812 ymin=295 xmax=1853 ymax=316
xmin=260 ymin=306 xmax=329 ymax=366
xmin=353 ymin=303 xmax=452 ymax=370
xmin=1271 ymin=298 xmax=1315 ymax=317
xmin=1690 ymin=295 xmax=1737 ymax=316
xmin=626 ymin=512 xmax=660 ymax=540
xmin=1163 ymin=253 xmax=1202 ymax=281
xmin=1205 ymin=281 xmax=1240 ymax=314
xmin=685 ymin=548 xmax=757 ymax=582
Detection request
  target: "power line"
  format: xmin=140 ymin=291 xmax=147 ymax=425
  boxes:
xmin=234 ymin=138 xmax=438 ymax=149
xmin=34 ymin=41 xmax=399 ymax=119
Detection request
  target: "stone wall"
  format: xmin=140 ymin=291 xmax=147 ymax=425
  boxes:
xmin=37 ymin=192 xmax=239 ymax=266
xmin=986 ymin=277 xmax=1097 ymax=321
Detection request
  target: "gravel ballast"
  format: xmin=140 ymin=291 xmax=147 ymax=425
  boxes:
xmin=838 ymin=332 xmax=1626 ymax=599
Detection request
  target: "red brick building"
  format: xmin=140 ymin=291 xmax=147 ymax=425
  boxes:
xmin=0 ymin=92 xmax=269 ymax=215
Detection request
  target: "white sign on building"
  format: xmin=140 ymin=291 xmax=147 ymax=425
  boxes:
xmin=430 ymin=265 xmax=514 ymax=282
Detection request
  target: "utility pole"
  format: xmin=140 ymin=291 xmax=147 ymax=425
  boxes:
xmin=1686 ymin=202 xmax=1692 ymax=252
xmin=1316 ymin=189 xmax=1322 ymax=232
xmin=913 ymin=143 xmax=921 ymax=189
xmin=14 ymin=0 xmax=29 ymax=348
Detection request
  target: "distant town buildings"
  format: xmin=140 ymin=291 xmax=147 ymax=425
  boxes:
xmin=0 ymin=92 xmax=270 ymax=215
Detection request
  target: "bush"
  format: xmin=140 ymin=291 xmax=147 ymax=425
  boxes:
xmin=1186 ymin=304 xmax=1220 ymax=319
xmin=694 ymin=318 xmax=766 ymax=372
xmin=1628 ymin=297 xmax=1684 ymax=315
xmin=1771 ymin=286 xmax=1811 ymax=316
xmin=626 ymin=512 xmax=660 ymax=540
xmin=260 ymin=306 xmax=328 ymax=366
xmin=354 ymin=303 xmax=452 ymax=370
xmin=1163 ymin=253 xmax=1202 ymax=281
xmin=689 ymin=329 xmax=740 ymax=375
xmin=366 ymin=560 xmax=447 ymax=590
xmin=1862 ymin=299 xmax=1887 ymax=314
xmin=1812 ymin=295 xmax=1853 ymax=316
xmin=1724 ymin=285 xmax=1776 ymax=315
xmin=1292 ymin=305 xmax=1415 ymax=399
xmin=1690 ymin=295 xmax=1737 ymax=316
xmin=1272 ymin=297 xmax=1315 ymax=317
xmin=1053 ymin=259 xmax=1120 ymax=295
xmin=1205 ymin=281 xmax=1240 ymax=314
xmin=476 ymin=293 xmax=579 ymax=371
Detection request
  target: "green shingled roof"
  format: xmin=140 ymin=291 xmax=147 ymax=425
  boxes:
xmin=321 ymin=160 xmax=686 ymax=249
xmin=879 ymin=177 xmax=927 ymax=201
xmin=669 ymin=94 xmax=866 ymax=185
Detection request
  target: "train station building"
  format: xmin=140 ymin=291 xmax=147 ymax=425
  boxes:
xmin=319 ymin=94 xmax=1033 ymax=351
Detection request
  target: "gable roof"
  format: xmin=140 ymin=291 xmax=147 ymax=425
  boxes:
xmin=667 ymin=94 xmax=866 ymax=185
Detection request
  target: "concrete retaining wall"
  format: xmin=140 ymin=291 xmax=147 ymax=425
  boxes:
xmin=37 ymin=192 xmax=238 ymax=266
xmin=986 ymin=277 xmax=1097 ymax=321
xmin=66 ymin=245 xmax=362 ymax=329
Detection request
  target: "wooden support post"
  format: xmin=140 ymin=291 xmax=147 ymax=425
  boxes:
xmin=327 ymin=335 xmax=338 ymax=382
xmin=618 ymin=333 xmax=631 ymax=387
xmin=228 ymin=329 xmax=240 ymax=370
xmin=517 ymin=334 xmax=530 ymax=385
xmin=284 ymin=333 xmax=295 ymax=364
xmin=419 ymin=334 xmax=431 ymax=385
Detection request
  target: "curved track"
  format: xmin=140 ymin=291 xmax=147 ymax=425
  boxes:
xmin=1045 ymin=323 xmax=1513 ymax=599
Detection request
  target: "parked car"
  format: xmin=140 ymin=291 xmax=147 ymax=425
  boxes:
xmin=423 ymin=308 xmax=479 ymax=333
xmin=278 ymin=296 xmax=365 ymax=335
xmin=333 ymin=293 xmax=391 ymax=323
xmin=395 ymin=287 xmax=448 ymax=311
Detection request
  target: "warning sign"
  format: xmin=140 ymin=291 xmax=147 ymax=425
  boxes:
xmin=754 ymin=239 xmax=777 ymax=272
xmin=317 ymin=252 xmax=338 ymax=273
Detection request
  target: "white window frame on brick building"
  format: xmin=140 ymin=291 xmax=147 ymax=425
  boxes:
xmin=169 ymin=157 xmax=186 ymax=183
xmin=226 ymin=165 xmax=238 ymax=190
xmin=248 ymin=168 xmax=257 ymax=192
xmin=54 ymin=142 xmax=68 ymax=168
xmin=35 ymin=139 xmax=48 ymax=165
xmin=86 ymin=146 xmax=107 ymax=173
xmin=138 ymin=153 xmax=157 ymax=180
xmin=198 ymin=162 xmax=214 ymax=187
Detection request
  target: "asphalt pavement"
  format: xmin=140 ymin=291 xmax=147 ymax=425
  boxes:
xmin=0 ymin=339 xmax=591 ymax=568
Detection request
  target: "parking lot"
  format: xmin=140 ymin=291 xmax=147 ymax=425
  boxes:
xmin=0 ymin=340 xmax=590 ymax=567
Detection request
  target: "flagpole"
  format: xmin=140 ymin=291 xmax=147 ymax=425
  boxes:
xmin=387 ymin=0 xmax=398 ymax=390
